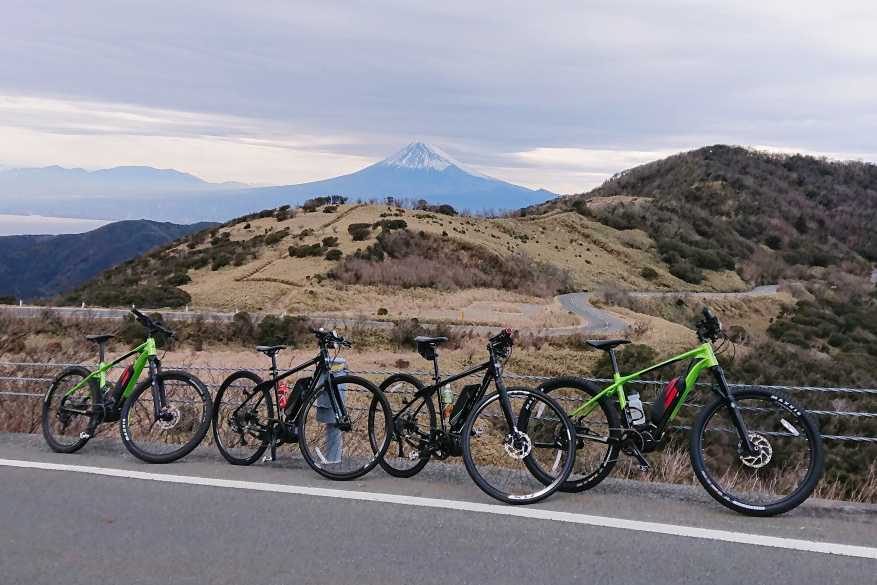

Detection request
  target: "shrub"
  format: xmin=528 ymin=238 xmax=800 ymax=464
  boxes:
xmin=323 ymin=205 xmax=337 ymax=213
xmin=322 ymin=237 xmax=339 ymax=248
xmin=325 ymin=249 xmax=343 ymax=261
xmin=265 ymin=228 xmax=290 ymax=245
xmin=257 ymin=315 xmax=314 ymax=347
xmin=641 ymin=267 xmax=659 ymax=280
xmin=211 ymin=254 xmax=231 ymax=271
xmin=593 ymin=344 xmax=657 ymax=378
xmin=377 ymin=307 xmax=388 ymax=316
xmin=164 ymin=273 xmax=191 ymax=286
xmin=289 ymin=244 xmax=326 ymax=258
xmin=0 ymin=295 xmax=18 ymax=305
xmin=669 ymin=262 xmax=704 ymax=284
xmin=373 ymin=219 xmax=407 ymax=231
xmin=348 ymin=223 xmax=372 ymax=241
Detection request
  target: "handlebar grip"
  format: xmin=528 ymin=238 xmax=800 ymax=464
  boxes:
xmin=702 ymin=306 xmax=713 ymax=319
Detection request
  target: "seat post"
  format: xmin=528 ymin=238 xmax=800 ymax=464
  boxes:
xmin=98 ymin=342 xmax=106 ymax=364
xmin=432 ymin=352 xmax=441 ymax=384
xmin=608 ymin=349 xmax=619 ymax=375
xmin=270 ymin=353 xmax=278 ymax=375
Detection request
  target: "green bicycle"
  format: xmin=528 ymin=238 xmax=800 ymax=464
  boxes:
xmin=537 ymin=307 xmax=823 ymax=516
xmin=41 ymin=308 xmax=212 ymax=463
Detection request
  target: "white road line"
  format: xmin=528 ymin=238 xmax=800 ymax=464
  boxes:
xmin=2 ymin=458 xmax=875 ymax=560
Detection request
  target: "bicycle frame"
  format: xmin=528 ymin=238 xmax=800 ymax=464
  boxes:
xmin=568 ymin=340 xmax=756 ymax=453
xmin=62 ymin=337 xmax=158 ymax=404
xmin=396 ymin=345 xmax=515 ymax=445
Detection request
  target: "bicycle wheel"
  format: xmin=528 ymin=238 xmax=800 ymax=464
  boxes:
xmin=371 ymin=374 xmax=435 ymax=478
xmin=690 ymin=387 xmax=824 ymax=516
xmin=213 ymin=371 xmax=273 ymax=465
xmin=537 ymin=376 xmax=621 ymax=492
xmin=120 ymin=371 xmax=212 ymax=464
xmin=42 ymin=366 xmax=98 ymax=454
xmin=299 ymin=375 xmax=393 ymax=480
xmin=462 ymin=388 xmax=576 ymax=505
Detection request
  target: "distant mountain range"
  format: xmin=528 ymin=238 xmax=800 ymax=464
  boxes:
xmin=0 ymin=143 xmax=555 ymax=222
xmin=0 ymin=219 xmax=213 ymax=299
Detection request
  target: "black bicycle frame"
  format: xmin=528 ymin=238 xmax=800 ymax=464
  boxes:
xmin=398 ymin=344 xmax=517 ymax=440
xmin=245 ymin=346 xmax=348 ymax=428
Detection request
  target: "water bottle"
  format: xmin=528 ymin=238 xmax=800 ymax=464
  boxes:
xmin=441 ymin=384 xmax=453 ymax=420
xmin=628 ymin=392 xmax=645 ymax=425
xmin=278 ymin=380 xmax=288 ymax=410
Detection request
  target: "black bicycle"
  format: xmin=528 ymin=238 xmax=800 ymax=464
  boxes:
xmin=368 ymin=329 xmax=576 ymax=505
xmin=212 ymin=328 xmax=394 ymax=481
xmin=42 ymin=308 xmax=212 ymax=463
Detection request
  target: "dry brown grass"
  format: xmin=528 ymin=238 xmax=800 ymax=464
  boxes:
xmin=169 ymin=204 xmax=748 ymax=317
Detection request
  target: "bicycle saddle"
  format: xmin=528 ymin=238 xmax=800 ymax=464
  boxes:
xmin=85 ymin=334 xmax=115 ymax=343
xmin=257 ymin=344 xmax=287 ymax=355
xmin=415 ymin=336 xmax=448 ymax=361
xmin=585 ymin=339 xmax=631 ymax=351
xmin=414 ymin=336 xmax=448 ymax=345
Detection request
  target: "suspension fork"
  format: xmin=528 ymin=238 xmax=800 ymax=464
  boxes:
xmin=710 ymin=366 xmax=756 ymax=454
xmin=148 ymin=355 xmax=168 ymax=420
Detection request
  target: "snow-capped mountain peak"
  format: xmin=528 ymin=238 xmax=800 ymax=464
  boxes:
xmin=377 ymin=142 xmax=493 ymax=180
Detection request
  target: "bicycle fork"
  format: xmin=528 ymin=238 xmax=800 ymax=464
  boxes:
xmin=710 ymin=366 xmax=757 ymax=455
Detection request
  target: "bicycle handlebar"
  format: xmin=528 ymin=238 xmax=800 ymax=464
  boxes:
xmin=696 ymin=306 xmax=722 ymax=342
xmin=309 ymin=327 xmax=351 ymax=347
xmin=130 ymin=307 xmax=179 ymax=340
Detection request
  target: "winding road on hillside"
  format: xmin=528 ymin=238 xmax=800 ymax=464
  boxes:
xmin=0 ymin=432 xmax=874 ymax=585
xmin=0 ymin=285 xmax=781 ymax=336
xmin=558 ymin=284 xmax=780 ymax=335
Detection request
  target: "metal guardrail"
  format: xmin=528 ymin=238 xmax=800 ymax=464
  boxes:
xmin=1 ymin=361 xmax=875 ymax=443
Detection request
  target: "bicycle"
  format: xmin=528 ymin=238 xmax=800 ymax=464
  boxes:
xmin=212 ymin=328 xmax=393 ymax=481
xmin=368 ymin=328 xmax=576 ymax=505
xmin=42 ymin=308 xmax=213 ymax=463
xmin=538 ymin=306 xmax=824 ymax=516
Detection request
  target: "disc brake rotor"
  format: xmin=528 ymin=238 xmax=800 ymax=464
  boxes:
xmin=157 ymin=406 xmax=181 ymax=430
xmin=739 ymin=433 xmax=772 ymax=468
xmin=504 ymin=431 xmax=532 ymax=460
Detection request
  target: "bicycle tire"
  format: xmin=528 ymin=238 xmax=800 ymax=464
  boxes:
xmin=120 ymin=371 xmax=212 ymax=464
xmin=371 ymin=373 xmax=435 ymax=478
xmin=299 ymin=375 xmax=393 ymax=480
xmin=690 ymin=387 xmax=824 ymax=516
xmin=42 ymin=366 xmax=98 ymax=454
xmin=536 ymin=376 xmax=621 ymax=492
xmin=462 ymin=388 xmax=576 ymax=505
xmin=213 ymin=370 xmax=272 ymax=466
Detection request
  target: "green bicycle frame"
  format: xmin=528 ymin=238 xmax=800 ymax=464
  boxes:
xmin=569 ymin=342 xmax=719 ymax=424
xmin=63 ymin=337 xmax=158 ymax=400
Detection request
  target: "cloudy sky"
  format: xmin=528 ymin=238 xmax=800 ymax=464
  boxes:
xmin=1 ymin=1 xmax=876 ymax=194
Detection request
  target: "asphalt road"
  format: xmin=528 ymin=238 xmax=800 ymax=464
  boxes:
xmin=0 ymin=433 xmax=874 ymax=585
xmin=558 ymin=285 xmax=780 ymax=335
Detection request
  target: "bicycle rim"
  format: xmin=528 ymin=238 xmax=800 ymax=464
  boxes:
xmin=463 ymin=389 xmax=575 ymax=505
xmin=213 ymin=372 xmax=272 ymax=465
xmin=692 ymin=389 xmax=823 ymax=516
xmin=299 ymin=376 xmax=392 ymax=480
xmin=121 ymin=372 xmax=212 ymax=463
xmin=538 ymin=377 xmax=620 ymax=492
xmin=374 ymin=375 xmax=434 ymax=477
xmin=42 ymin=368 xmax=96 ymax=453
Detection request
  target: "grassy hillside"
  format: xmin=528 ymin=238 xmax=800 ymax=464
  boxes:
xmin=0 ymin=220 xmax=213 ymax=299
xmin=531 ymin=145 xmax=875 ymax=285
xmin=60 ymin=199 xmax=747 ymax=326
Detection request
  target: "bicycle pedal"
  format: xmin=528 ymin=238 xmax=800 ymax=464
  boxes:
xmin=472 ymin=427 xmax=483 ymax=437
xmin=261 ymin=454 xmax=277 ymax=463
xmin=79 ymin=432 xmax=91 ymax=440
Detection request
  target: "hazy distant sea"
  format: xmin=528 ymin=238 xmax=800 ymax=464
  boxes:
xmin=0 ymin=215 xmax=110 ymax=236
